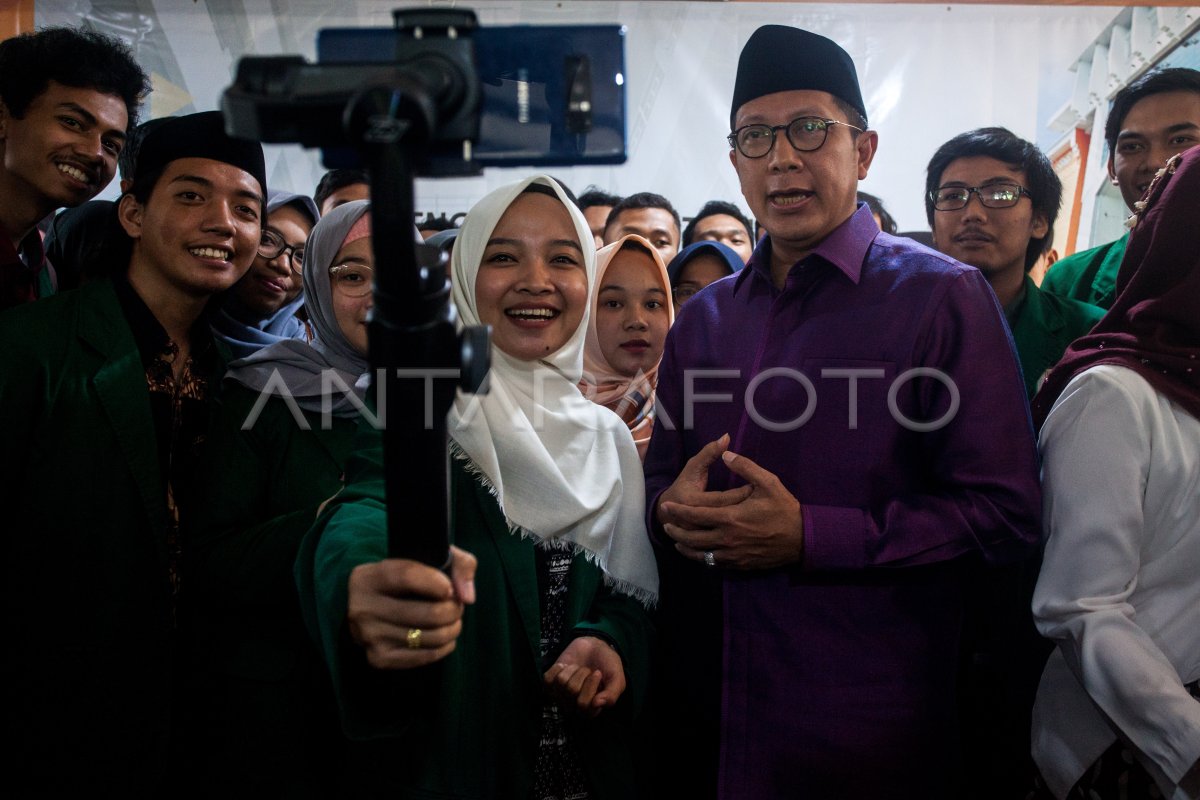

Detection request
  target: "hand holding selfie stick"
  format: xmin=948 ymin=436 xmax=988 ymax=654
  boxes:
xmin=222 ymin=9 xmax=493 ymax=570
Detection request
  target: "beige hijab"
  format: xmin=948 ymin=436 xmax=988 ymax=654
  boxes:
xmin=447 ymin=176 xmax=658 ymax=606
xmin=580 ymin=235 xmax=674 ymax=459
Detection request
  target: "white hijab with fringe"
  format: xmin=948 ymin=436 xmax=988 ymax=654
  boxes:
xmin=448 ymin=175 xmax=657 ymax=606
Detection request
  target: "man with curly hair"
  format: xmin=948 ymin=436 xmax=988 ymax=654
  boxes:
xmin=0 ymin=26 xmax=148 ymax=309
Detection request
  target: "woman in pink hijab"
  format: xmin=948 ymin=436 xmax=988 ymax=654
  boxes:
xmin=580 ymin=234 xmax=674 ymax=459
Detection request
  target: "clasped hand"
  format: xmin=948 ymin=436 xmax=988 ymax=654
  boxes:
xmin=657 ymin=434 xmax=805 ymax=570
xmin=543 ymin=636 xmax=626 ymax=718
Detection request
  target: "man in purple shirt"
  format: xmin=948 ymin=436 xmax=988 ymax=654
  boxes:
xmin=643 ymin=25 xmax=1042 ymax=799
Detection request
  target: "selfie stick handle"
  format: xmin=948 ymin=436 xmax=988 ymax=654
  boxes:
xmin=219 ymin=9 xmax=491 ymax=570
xmin=347 ymin=83 xmax=486 ymax=570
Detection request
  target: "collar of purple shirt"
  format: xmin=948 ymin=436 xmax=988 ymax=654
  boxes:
xmin=736 ymin=202 xmax=880 ymax=295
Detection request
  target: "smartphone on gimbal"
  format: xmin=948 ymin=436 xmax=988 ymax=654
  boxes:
xmin=315 ymin=19 xmax=627 ymax=171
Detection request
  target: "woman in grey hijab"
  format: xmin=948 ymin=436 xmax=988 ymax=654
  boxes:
xmin=181 ymin=200 xmax=375 ymax=796
xmin=221 ymin=199 xmax=372 ymax=415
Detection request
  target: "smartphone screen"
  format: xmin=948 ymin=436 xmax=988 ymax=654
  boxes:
xmin=316 ymin=24 xmax=627 ymax=168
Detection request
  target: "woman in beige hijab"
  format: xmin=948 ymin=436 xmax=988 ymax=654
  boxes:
xmin=579 ymin=234 xmax=674 ymax=459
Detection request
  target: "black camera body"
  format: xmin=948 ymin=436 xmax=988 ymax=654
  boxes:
xmin=223 ymin=7 xmax=627 ymax=176
xmin=221 ymin=7 xmax=627 ymax=568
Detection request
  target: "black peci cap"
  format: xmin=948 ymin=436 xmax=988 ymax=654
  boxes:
xmin=131 ymin=110 xmax=267 ymax=199
xmin=730 ymin=25 xmax=867 ymax=129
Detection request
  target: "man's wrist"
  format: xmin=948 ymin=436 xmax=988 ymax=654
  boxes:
xmin=795 ymin=503 xmax=806 ymax=565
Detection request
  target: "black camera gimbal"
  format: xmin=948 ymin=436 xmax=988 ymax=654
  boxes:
xmin=223 ymin=8 xmax=497 ymax=569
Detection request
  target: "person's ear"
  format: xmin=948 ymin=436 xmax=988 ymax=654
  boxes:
xmin=1031 ymin=211 xmax=1049 ymax=240
xmin=856 ymin=130 xmax=879 ymax=180
xmin=117 ymin=192 xmax=145 ymax=240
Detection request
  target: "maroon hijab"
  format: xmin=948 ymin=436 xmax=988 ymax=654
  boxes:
xmin=1031 ymin=145 xmax=1200 ymax=429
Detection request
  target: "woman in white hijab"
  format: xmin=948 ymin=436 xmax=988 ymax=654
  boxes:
xmin=296 ymin=176 xmax=656 ymax=799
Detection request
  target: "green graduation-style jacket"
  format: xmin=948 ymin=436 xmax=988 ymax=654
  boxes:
xmin=1039 ymin=233 xmax=1128 ymax=311
xmin=0 ymin=279 xmax=225 ymax=792
xmin=296 ymin=428 xmax=655 ymax=799
xmin=184 ymin=383 xmax=358 ymax=796
xmin=1009 ymin=275 xmax=1106 ymax=399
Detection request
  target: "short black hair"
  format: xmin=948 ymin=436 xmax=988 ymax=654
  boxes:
xmin=118 ymin=117 xmax=173 ymax=181
xmin=417 ymin=213 xmax=456 ymax=234
xmin=576 ymin=186 xmax=622 ymax=211
xmin=313 ymin=169 xmax=370 ymax=210
xmin=924 ymin=126 xmax=1061 ymax=271
xmin=0 ymin=26 xmax=148 ymax=129
xmin=682 ymin=200 xmax=753 ymax=246
xmin=857 ymin=191 xmax=897 ymax=234
xmin=604 ymin=192 xmax=682 ymax=237
xmin=1105 ymin=67 xmax=1200 ymax=155
xmin=833 ymin=96 xmax=868 ymax=134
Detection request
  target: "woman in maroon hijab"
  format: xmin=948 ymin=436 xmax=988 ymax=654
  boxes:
xmin=1029 ymin=146 xmax=1200 ymax=799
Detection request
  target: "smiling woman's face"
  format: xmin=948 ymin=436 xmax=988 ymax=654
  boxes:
xmin=230 ymin=204 xmax=312 ymax=317
xmin=474 ymin=191 xmax=588 ymax=361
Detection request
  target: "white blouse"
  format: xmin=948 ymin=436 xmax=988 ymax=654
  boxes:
xmin=1032 ymin=364 xmax=1200 ymax=799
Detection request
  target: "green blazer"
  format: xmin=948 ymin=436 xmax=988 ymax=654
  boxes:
xmin=296 ymin=430 xmax=655 ymax=799
xmin=184 ymin=384 xmax=357 ymax=796
xmin=1039 ymin=233 xmax=1128 ymax=310
xmin=1009 ymin=276 xmax=1106 ymax=399
xmin=0 ymin=280 xmax=224 ymax=791
xmin=36 ymin=261 xmax=56 ymax=299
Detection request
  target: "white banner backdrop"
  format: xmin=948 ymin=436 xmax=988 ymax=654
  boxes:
xmin=39 ymin=1 xmax=1118 ymax=233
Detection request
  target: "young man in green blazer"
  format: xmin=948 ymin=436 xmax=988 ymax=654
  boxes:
xmin=927 ymin=127 xmax=1104 ymax=400
xmin=1041 ymin=67 xmax=1200 ymax=310
xmin=0 ymin=110 xmax=266 ymax=793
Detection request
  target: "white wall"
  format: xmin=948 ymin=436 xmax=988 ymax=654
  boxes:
xmin=42 ymin=1 xmax=1118 ymax=232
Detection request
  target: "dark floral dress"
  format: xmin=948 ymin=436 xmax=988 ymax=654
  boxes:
xmin=532 ymin=547 xmax=590 ymax=800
